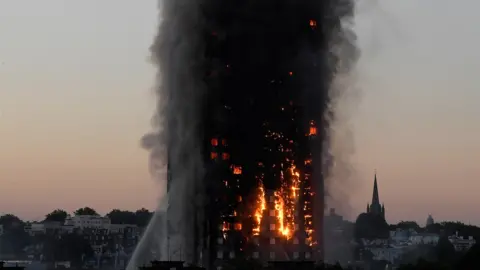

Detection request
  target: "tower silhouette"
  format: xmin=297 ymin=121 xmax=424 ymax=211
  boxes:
xmin=366 ymin=173 xmax=385 ymax=219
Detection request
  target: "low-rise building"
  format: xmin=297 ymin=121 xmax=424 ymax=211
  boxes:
xmin=449 ymin=232 xmax=476 ymax=251
xmin=65 ymin=215 xmax=111 ymax=229
xmin=369 ymin=246 xmax=406 ymax=263
xmin=409 ymin=233 xmax=439 ymax=245
xmin=24 ymin=222 xmax=46 ymax=236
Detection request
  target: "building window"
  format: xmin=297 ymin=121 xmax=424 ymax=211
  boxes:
xmin=294 ymin=223 xmax=299 ymax=230
xmin=222 ymin=222 xmax=229 ymax=231
xmin=232 ymin=165 xmax=242 ymax=175
xmin=253 ymin=252 xmax=259 ymax=259
xmin=270 ymin=238 xmax=275 ymax=245
xmin=222 ymin=153 xmax=230 ymax=160
xmin=211 ymin=138 xmax=218 ymax=146
xmin=211 ymin=152 xmax=218 ymax=160
xmin=217 ymin=251 xmax=223 ymax=259
xmin=269 ymin=252 xmax=275 ymax=260
xmin=234 ymin=223 xmax=242 ymax=230
xmin=269 ymin=210 xmax=275 ymax=217
xmin=305 ymin=252 xmax=311 ymax=259
xmin=217 ymin=237 xmax=223 ymax=245
xmin=270 ymin=224 xmax=276 ymax=231
xmin=309 ymin=126 xmax=317 ymax=136
xmin=229 ymin=251 xmax=235 ymax=259
xmin=293 ymin=238 xmax=299 ymax=245
xmin=269 ymin=195 xmax=275 ymax=203
xmin=293 ymin=252 xmax=299 ymax=259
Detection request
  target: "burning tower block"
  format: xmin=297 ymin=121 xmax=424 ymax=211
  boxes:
xmin=158 ymin=0 xmax=358 ymax=268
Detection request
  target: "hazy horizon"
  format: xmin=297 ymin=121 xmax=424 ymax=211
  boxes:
xmin=1 ymin=0 xmax=480 ymax=226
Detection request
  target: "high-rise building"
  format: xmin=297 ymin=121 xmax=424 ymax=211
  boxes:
xmin=196 ymin=7 xmax=325 ymax=269
xmin=164 ymin=1 xmax=342 ymax=268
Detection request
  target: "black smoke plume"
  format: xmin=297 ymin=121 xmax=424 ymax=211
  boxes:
xmin=131 ymin=0 xmax=359 ymax=268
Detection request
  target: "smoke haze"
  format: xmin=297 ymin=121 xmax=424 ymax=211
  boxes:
xmin=130 ymin=0 xmax=360 ymax=268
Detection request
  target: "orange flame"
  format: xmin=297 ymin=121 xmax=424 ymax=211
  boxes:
xmin=253 ymin=183 xmax=266 ymax=235
xmin=274 ymin=191 xmax=289 ymax=237
xmin=232 ymin=165 xmax=242 ymax=175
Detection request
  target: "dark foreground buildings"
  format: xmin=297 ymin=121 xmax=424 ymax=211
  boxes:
xmin=0 ymin=262 xmax=24 ymax=270
xmin=163 ymin=0 xmax=356 ymax=268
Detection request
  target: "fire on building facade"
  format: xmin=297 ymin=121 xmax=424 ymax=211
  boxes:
xmin=164 ymin=1 xmax=336 ymax=269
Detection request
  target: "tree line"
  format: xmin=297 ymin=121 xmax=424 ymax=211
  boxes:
xmin=42 ymin=207 xmax=153 ymax=227
xmin=0 ymin=208 xmax=153 ymax=259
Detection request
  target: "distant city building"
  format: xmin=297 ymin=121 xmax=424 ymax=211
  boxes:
xmin=364 ymin=228 xmax=442 ymax=265
xmin=324 ymin=208 xmax=344 ymax=235
xmin=389 ymin=228 xmax=414 ymax=243
xmin=368 ymin=247 xmax=404 ymax=263
xmin=65 ymin=215 xmax=110 ymax=229
xmin=24 ymin=222 xmax=43 ymax=235
xmin=366 ymin=173 xmax=386 ymax=220
xmin=426 ymin=215 xmax=434 ymax=227
xmin=409 ymin=233 xmax=439 ymax=245
xmin=0 ymin=261 xmax=25 ymax=270
xmin=449 ymin=232 xmax=476 ymax=251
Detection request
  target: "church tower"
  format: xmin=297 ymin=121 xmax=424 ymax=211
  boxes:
xmin=367 ymin=173 xmax=385 ymax=219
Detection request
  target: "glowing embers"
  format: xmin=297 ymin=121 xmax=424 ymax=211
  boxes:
xmin=232 ymin=165 xmax=242 ymax=175
xmin=308 ymin=120 xmax=317 ymax=136
xmin=309 ymin=19 xmax=317 ymax=29
xmin=234 ymin=223 xmax=242 ymax=231
xmin=304 ymin=158 xmax=312 ymax=166
xmin=289 ymin=165 xmax=301 ymax=199
xmin=222 ymin=221 xmax=229 ymax=232
xmin=303 ymin=168 xmax=314 ymax=246
xmin=253 ymin=182 xmax=266 ymax=235
xmin=211 ymin=138 xmax=219 ymax=146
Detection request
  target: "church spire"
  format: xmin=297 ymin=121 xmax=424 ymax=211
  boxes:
xmin=372 ymin=172 xmax=380 ymax=206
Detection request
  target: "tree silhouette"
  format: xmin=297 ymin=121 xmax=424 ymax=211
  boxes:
xmin=105 ymin=208 xmax=153 ymax=227
xmin=135 ymin=208 xmax=153 ymax=227
xmin=0 ymin=214 xmax=24 ymax=230
xmin=107 ymin=209 xmax=136 ymax=224
xmin=435 ymin=236 xmax=456 ymax=264
xmin=354 ymin=213 xmax=389 ymax=239
xmin=74 ymin=207 xmax=99 ymax=216
xmin=456 ymin=242 xmax=480 ymax=269
xmin=44 ymin=209 xmax=68 ymax=223
xmin=0 ymin=214 xmax=30 ymax=254
xmin=43 ymin=232 xmax=93 ymax=266
xmin=395 ymin=221 xmax=421 ymax=231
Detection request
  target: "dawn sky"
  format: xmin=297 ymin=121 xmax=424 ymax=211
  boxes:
xmin=1 ymin=0 xmax=479 ymax=225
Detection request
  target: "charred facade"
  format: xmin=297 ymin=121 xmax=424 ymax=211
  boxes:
xmin=156 ymin=0 xmax=358 ymax=269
